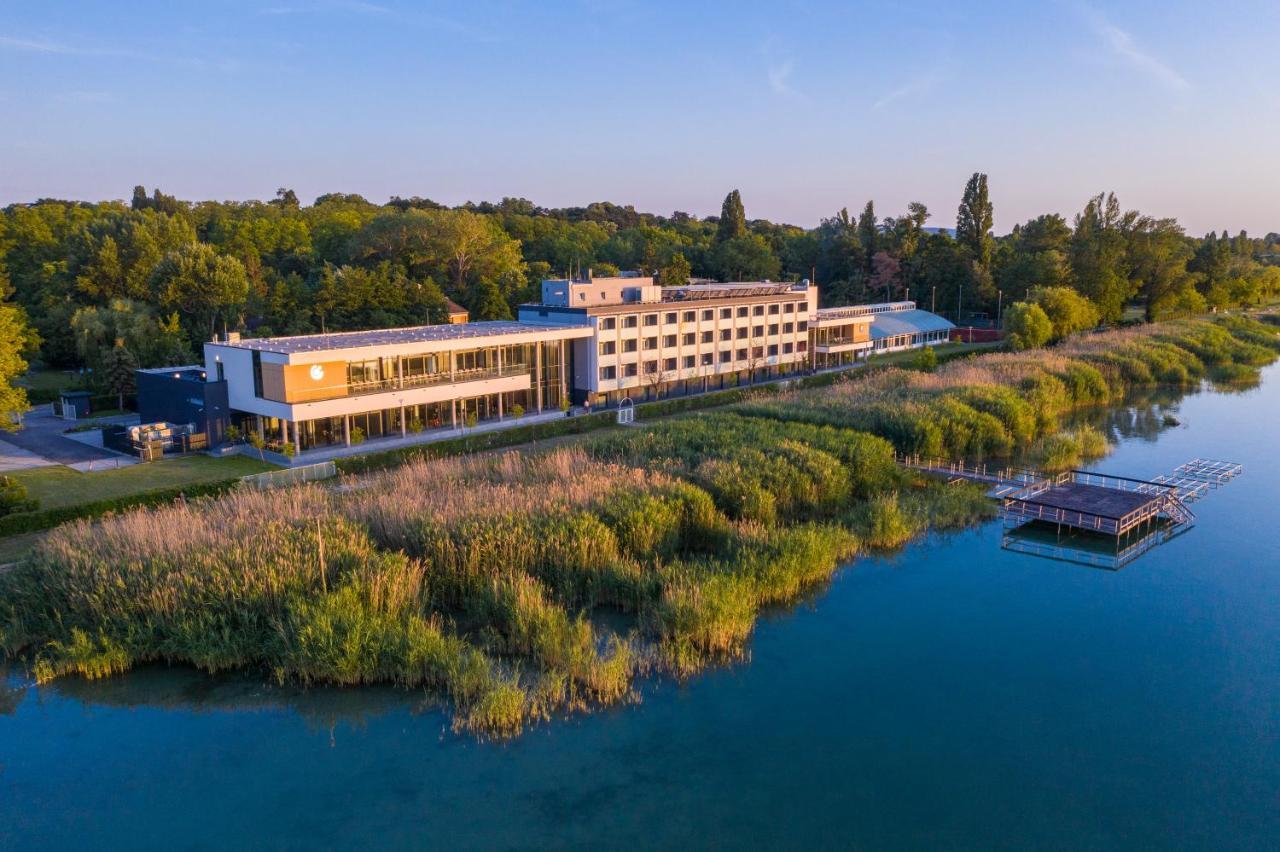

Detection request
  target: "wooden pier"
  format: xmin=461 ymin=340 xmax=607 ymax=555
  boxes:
xmin=900 ymin=454 xmax=1243 ymax=568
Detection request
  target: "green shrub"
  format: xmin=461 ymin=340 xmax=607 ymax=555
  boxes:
xmin=0 ymin=476 xmax=38 ymax=517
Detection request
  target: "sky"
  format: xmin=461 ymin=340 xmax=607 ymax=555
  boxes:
xmin=1 ymin=0 xmax=1278 ymax=235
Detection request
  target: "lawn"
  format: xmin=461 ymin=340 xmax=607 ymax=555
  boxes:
xmin=8 ymin=454 xmax=278 ymax=511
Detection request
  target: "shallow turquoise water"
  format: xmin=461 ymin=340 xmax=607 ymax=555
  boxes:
xmin=3 ymin=369 xmax=1278 ymax=850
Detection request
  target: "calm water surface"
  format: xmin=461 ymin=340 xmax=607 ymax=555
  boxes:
xmin=3 ymin=368 xmax=1279 ymax=850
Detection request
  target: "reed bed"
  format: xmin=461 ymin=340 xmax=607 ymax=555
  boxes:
xmin=1 ymin=317 xmax=1275 ymax=737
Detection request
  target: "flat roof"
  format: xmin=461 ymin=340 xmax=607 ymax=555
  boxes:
xmin=870 ymin=309 xmax=955 ymax=339
xmin=207 ymin=321 xmax=582 ymax=355
xmin=1015 ymin=482 xmax=1159 ymax=521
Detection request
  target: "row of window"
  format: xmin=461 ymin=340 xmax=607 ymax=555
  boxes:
xmin=599 ymin=323 xmax=807 ymax=355
xmin=598 ymin=342 xmax=806 ymax=380
xmin=597 ymin=301 xmax=807 ymax=331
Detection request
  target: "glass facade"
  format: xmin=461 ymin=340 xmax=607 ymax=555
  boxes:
xmin=259 ymin=339 xmax=569 ymax=453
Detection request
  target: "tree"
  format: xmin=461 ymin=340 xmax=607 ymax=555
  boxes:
xmin=716 ymin=190 xmax=747 ymax=243
xmin=1003 ymin=302 xmax=1053 ymax=350
xmin=657 ymin=252 xmax=691 ymax=287
xmin=914 ymin=344 xmax=938 ymax=372
xmin=0 ymin=475 xmax=37 ymax=516
xmin=869 ymin=251 xmax=902 ymax=302
xmin=149 ymin=243 xmax=249 ymax=339
xmin=1070 ymin=192 xmax=1139 ymax=323
xmin=101 ymin=339 xmax=139 ymax=410
xmin=1129 ymin=218 xmax=1197 ymax=320
xmin=0 ymin=301 xmax=38 ymax=430
xmin=857 ymin=200 xmax=879 ymax=274
xmin=1029 ymin=286 xmax=1100 ymax=341
xmin=641 ymin=361 xmax=671 ymax=399
xmin=711 ymin=234 xmax=780 ymax=282
xmin=273 ymin=188 xmax=300 ymax=209
xmin=471 ymin=278 xmax=513 ymax=320
xmin=956 ymin=173 xmax=994 ymax=271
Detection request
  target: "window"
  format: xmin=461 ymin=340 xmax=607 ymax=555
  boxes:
xmin=768 ymin=304 xmax=779 ymax=315
xmin=682 ymin=332 xmax=696 ymax=346
xmin=599 ymin=341 xmax=616 ymax=356
xmin=794 ymin=302 xmax=806 ymax=313
xmin=701 ymin=353 xmax=713 ymax=366
xmin=736 ymin=348 xmax=748 ymax=361
xmin=720 ymin=308 xmax=732 ymax=319
xmin=768 ymin=324 xmax=779 ymax=336
xmin=663 ymin=334 xmax=677 ymax=348
xmin=736 ymin=327 xmax=748 ymax=339
xmin=768 ymin=344 xmax=779 ymax=357
xmin=752 ymin=346 xmax=764 ymax=359
xmin=599 ymin=365 xmax=617 ymax=380
xmin=643 ymin=337 xmax=658 ymax=351
xmin=783 ymin=342 xmax=794 ymax=354
xmin=784 ymin=303 xmax=795 ymax=314
xmin=798 ymin=341 xmax=807 ymax=352
xmin=701 ymin=309 xmax=714 ymax=321
xmin=753 ymin=325 xmax=764 ymax=337
xmin=663 ymin=357 xmax=678 ymax=371
xmin=643 ymin=360 xmax=658 ymax=374
xmin=623 ymin=315 xmax=638 ymax=328
xmin=719 ymin=350 xmax=732 ymax=363
xmin=683 ymin=355 xmax=696 ymax=369
xmin=599 ymin=317 xmax=616 ymax=330
xmin=737 ymin=306 xmax=748 ymax=318
xmin=623 ymin=363 xmax=639 ymax=378
xmin=683 ymin=310 xmax=696 ymax=322
xmin=622 ymin=339 xmax=638 ymax=353
xmin=643 ymin=313 xmax=658 ymax=327
xmin=798 ymin=320 xmax=808 ymax=332
xmin=720 ymin=328 xmax=732 ymax=341
xmin=783 ymin=322 xmax=794 ymax=334
xmin=251 ymin=351 xmax=263 ymax=397
xmin=753 ymin=305 xmax=765 ymax=316
xmin=665 ymin=312 xmax=677 ymax=324
xmin=700 ymin=331 xmax=713 ymax=343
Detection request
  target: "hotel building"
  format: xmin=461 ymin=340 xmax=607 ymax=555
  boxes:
xmin=143 ymin=274 xmax=953 ymax=459
xmin=203 ymin=322 xmax=588 ymax=453
xmin=520 ymin=275 xmax=825 ymax=406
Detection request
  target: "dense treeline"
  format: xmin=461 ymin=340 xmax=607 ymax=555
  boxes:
xmin=1 ymin=177 xmax=1278 ymax=387
xmin=2 ymin=317 xmax=1275 ymax=736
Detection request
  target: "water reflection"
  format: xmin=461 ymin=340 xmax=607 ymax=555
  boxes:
xmin=2 ymin=662 xmax=437 ymax=734
xmin=1001 ymin=518 xmax=1189 ymax=571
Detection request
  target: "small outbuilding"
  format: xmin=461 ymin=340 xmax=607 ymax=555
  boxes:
xmin=58 ymin=390 xmax=94 ymax=421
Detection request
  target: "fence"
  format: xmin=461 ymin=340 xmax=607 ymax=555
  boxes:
xmin=240 ymin=461 xmax=338 ymax=490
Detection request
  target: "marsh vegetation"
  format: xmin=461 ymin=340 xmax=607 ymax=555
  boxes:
xmin=1 ymin=317 xmax=1276 ymax=737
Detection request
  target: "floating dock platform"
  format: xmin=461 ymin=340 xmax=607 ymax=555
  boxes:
xmin=899 ymin=454 xmax=1242 ymax=569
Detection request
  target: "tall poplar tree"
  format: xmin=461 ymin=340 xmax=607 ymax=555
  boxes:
xmin=956 ymin=172 xmax=994 ymax=270
xmin=716 ymin=190 xmax=747 ymax=243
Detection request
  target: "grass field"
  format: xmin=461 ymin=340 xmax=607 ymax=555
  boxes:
xmin=8 ymin=455 xmax=277 ymax=510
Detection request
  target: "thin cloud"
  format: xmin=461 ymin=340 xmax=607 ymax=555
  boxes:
xmin=768 ymin=61 xmax=796 ymax=96
xmin=872 ymin=74 xmax=941 ymax=111
xmin=255 ymin=2 xmax=498 ymax=41
xmin=259 ymin=0 xmax=392 ymax=15
xmin=0 ymin=34 xmax=135 ymax=57
xmin=1082 ymin=7 xmax=1190 ymax=92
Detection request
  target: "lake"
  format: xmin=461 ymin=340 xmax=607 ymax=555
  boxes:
xmin=3 ymin=366 xmax=1278 ymax=850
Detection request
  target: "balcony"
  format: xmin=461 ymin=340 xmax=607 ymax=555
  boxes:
xmin=281 ymin=363 xmax=531 ymax=405
xmin=349 ymin=363 xmax=530 ymax=398
xmin=813 ymin=336 xmax=872 ymax=354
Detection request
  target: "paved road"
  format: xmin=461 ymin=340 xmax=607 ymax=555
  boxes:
xmin=4 ymin=408 xmax=135 ymax=465
xmin=0 ymin=438 xmax=54 ymax=472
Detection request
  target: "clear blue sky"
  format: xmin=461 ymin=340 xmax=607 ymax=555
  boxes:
xmin=2 ymin=1 xmax=1277 ymax=235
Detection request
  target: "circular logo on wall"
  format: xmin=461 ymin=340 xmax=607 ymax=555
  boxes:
xmin=309 ymin=364 xmax=325 ymax=381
